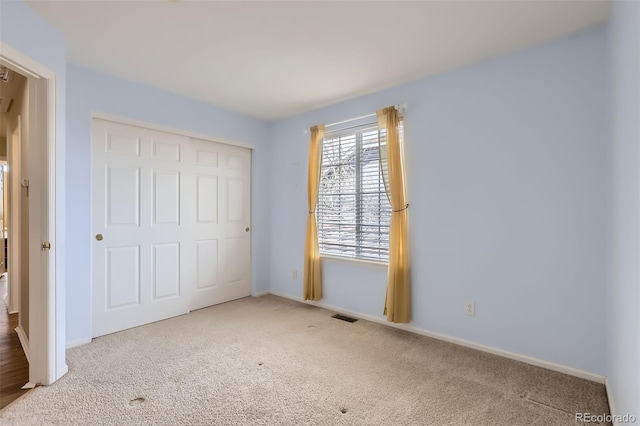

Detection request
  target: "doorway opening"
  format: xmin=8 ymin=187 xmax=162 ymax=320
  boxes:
xmin=0 ymin=43 xmax=65 ymax=393
xmin=0 ymin=64 xmax=31 ymax=408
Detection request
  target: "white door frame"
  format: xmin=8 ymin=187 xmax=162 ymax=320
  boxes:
xmin=0 ymin=42 xmax=64 ymax=385
xmin=7 ymin=116 xmax=21 ymax=316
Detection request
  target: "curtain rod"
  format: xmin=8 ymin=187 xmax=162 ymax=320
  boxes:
xmin=303 ymin=103 xmax=407 ymax=134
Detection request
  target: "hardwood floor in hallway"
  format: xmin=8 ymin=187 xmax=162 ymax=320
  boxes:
xmin=0 ymin=278 xmax=29 ymax=409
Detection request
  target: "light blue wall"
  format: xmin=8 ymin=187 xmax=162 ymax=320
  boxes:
xmin=0 ymin=0 xmax=68 ymax=377
xmin=269 ymin=27 xmax=608 ymax=375
xmin=607 ymin=0 xmax=640 ymax=419
xmin=1 ymin=0 xmax=618 ymax=386
xmin=65 ymin=64 xmax=270 ymax=344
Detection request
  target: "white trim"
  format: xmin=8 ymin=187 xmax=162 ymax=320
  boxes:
xmin=66 ymin=337 xmax=92 ymax=349
xmin=7 ymin=116 xmax=22 ymax=319
xmin=251 ymin=291 xmax=270 ymax=297
xmin=605 ymin=377 xmax=618 ymax=425
xmin=46 ymin=71 xmax=59 ymax=386
xmin=270 ymin=291 xmax=606 ymax=384
xmin=0 ymin=41 xmax=65 ymax=385
xmin=15 ymin=325 xmax=30 ymax=364
xmin=321 ymin=254 xmax=388 ymax=269
xmin=56 ymin=364 xmax=68 ymax=379
xmin=91 ymin=111 xmax=255 ymax=150
xmin=0 ymin=44 xmax=52 ymax=79
xmin=324 ymin=112 xmax=376 ymax=129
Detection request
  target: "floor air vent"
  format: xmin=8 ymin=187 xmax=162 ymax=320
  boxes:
xmin=332 ymin=313 xmax=358 ymax=323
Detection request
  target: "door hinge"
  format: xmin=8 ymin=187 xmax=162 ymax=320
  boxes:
xmin=42 ymin=241 xmax=51 ymax=251
xmin=21 ymin=178 xmax=29 ymax=197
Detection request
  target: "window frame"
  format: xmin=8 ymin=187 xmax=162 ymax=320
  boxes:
xmin=316 ymin=121 xmax=391 ymax=263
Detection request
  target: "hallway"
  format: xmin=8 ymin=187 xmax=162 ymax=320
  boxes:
xmin=0 ymin=277 xmax=29 ymax=409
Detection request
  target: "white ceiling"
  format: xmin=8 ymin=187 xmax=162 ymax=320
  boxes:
xmin=26 ymin=0 xmax=610 ymax=121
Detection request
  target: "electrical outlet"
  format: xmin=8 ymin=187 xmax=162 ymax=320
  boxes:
xmin=465 ymin=301 xmax=475 ymax=316
xmin=292 ymin=269 xmax=298 ymax=279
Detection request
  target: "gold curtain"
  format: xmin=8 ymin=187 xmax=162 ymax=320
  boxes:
xmin=303 ymin=125 xmax=325 ymax=300
xmin=378 ymin=107 xmax=410 ymax=323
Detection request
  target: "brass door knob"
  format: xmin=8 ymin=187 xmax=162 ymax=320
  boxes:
xmin=95 ymin=234 xmax=104 ymax=241
xmin=245 ymin=227 xmax=250 ymax=232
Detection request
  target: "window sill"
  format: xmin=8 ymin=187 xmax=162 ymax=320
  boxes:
xmin=320 ymin=254 xmax=388 ymax=269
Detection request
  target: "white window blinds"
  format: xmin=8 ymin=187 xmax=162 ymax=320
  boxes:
xmin=316 ymin=122 xmax=391 ymax=261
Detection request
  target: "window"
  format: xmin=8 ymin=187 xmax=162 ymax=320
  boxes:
xmin=316 ymin=122 xmax=391 ymax=262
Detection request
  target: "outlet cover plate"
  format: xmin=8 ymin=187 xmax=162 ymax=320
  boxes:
xmin=465 ymin=302 xmax=475 ymax=316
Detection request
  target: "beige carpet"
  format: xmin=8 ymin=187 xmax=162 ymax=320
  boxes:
xmin=0 ymin=295 xmax=610 ymax=425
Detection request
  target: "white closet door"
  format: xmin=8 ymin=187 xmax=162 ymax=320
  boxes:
xmin=92 ymin=119 xmax=251 ymax=337
xmin=189 ymin=138 xmax=251 ymax=311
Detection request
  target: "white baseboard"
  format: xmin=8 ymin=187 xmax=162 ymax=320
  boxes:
xmin=270 ymin=291 xmax=606 ymax=384
xmin=605 ymin=377 xmax=619 ymax=425
xmin=15 ymin=324 xmax=30 ymax=364
xmin=66 ymin=337 xmax=92 ymax=349
xmin=251 ymin=291 xmax=270 ymax=297
xmin=57 ymin=364 xmax=69 ymax=381
xmin=605 ymin=377 xmax=615 ymax=416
